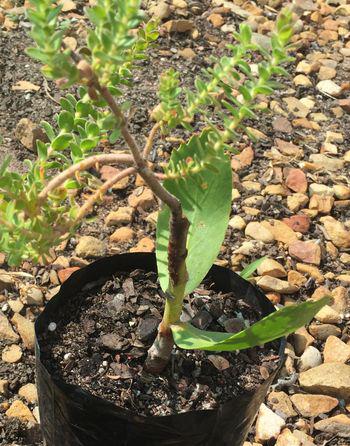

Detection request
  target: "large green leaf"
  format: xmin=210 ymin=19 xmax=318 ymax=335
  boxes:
xmin=156 ymin=130 xmax=232 ymax=295
xmin=171 ymin=296 xmax=331 ymax=351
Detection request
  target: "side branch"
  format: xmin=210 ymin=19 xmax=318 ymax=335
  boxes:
xmin=38 ymin=153 xmax=134 ymax=200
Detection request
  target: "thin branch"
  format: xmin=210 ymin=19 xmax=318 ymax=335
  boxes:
xmin=143 ymin=122 xmax=161 ymax=159
xmin=38 ymin=153 xmax=134 ymax=200
xmin=75 ymin=167 xmax=136 ymax=221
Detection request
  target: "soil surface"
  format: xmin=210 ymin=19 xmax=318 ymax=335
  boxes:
xmin=40 ymin=269 xmax=279 ymax=416
xmin=1 ymin=0 xmax=350 ymax=445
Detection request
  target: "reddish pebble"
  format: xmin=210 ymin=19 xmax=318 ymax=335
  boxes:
xmin=285 ymin=168 xmax=308 ymax=193
xmin=283 ymin=215 xmax=311 ymax=234
xmin=58 ymin=267 xmax=80 ymax=283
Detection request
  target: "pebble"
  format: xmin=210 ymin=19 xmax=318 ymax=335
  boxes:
xmin=292 ymin=327 xmax=314 ymax=356
xmin=57 ymin=267 xmax=80 ymax=283
xmin=287 ymin=193 xmax=309 ymax=212
xmin=99 ymin=165 xmax=129 ymax=190
xmin=309 ymin=194 xmax=334 ymax=214
xmin=256 ymin=276 xmax=298 ymax=294
xmin=331 ymin=286 xmax=348 ymax=313
xmin=263 ymin=220 xmax=298 ymax=245
xmin=298 ymin=346 xmax=322 ymax=372
xmin=0 ymin=311 xmax=19 ymax=342
xmin=2 ymin=344 xmax=22 ymax=363
xmin=136 ymin=317 xmax=159 ymax=341
xmin=275 ymin=429 xmax=300 ymax=446
xmin=18 ymin=383 xmax=38 ymax=404
xmin=316 ymin=79 xmax=342 ymax=97
xmin=314 ymin=414 xmax=350 ymax=438
xmin=128 ymin=187 xmax=155 ymax=210
xmin=309 ymin=154 xmax=344 ymax=171
xmin=290 ymin=394 xmax=338 ymax=418
xmin=228 ymin=215 xmax=246 ymax=230
xmin=333 ymin=184 xmax=350 ymax=200
xmin=14 ymin=118 xmax=46 ymax=151
xmin=282 ymin=215 xmax=310 ymax=234
xmin=299 ymin=363 xmax=350 ymax=400
xmin=149 ymin=1 xmax=171 ymax=20
xmin=178 ymin=47 xmax=196 ymax=60
xmin=245 ymin=222 xmax=274 ymax=243
xmin=255 ymin=403 xmax=285 ymax=442
xmin=105 ymin=207 xmax=134 ymax=226
xmin=257 ymin=258 xmax=287 ymax=278
xmin=284 ymin=168 xmax=308 ymax=193
xmin=288 ymin=270 xmax=307 ymax=288
xmin=323 ymin=336 xmax=350 ymax=363
xmin=315 ymin=305 xmax=342 ymax=324
xmin=130 ymin=237 xmax=155 ymax=253
xmin=20 ymin=285 xmax=44 ymax=306
xmin=267 ymin=391 xmax=297 ymax=419
xmin=5 ymin=400 xmax=36 ymax=423
xmin=320 ymin=216 xmax=350 ymax=248
xmin=11 ymin=313 xmax=34 ymax=350
xmin=110 ymin=227 xmax=135 ymax=243
xmin=308 ymin=323 xmax=341 ymax=340
xmin=75 ymin=236 xmax=107 ymax=258
xmin=0 ymin=379 xmax=8 ymax=394
xmin=288 ymin=241 xmax=321 ymax=265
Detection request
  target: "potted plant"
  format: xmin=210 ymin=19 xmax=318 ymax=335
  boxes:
xmin=0 ymin=1 xmax=329 ymax=445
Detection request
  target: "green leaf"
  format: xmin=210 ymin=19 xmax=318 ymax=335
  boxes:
xmin=240 ymin=257 xmax=266 ymax=280
xmin=51 ymin=133 xmax=72 ymax=150
xmin=36 ymin=140 xmax=48 ymax=161
xmin=171 ymin=296 xmax=331 ymax=351
xmin=156 ymin=130 xmax=232 ymax=295
xmin=58 ymin=110 xmax=74 ymax=132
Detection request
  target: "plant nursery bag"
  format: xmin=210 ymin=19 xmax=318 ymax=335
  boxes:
xmin=35 ymin=252 xmax=286 ymax=446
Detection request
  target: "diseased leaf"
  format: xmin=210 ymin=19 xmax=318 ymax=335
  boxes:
xmin=156 ymin=130 xmax=232 ymax=295
xmin=171 ymin=296 xmax=331 ymax=351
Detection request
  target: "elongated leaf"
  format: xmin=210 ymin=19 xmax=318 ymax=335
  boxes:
xmin=240 ymin=257 xmax=266 ymax=280
xmin=156 ymin=130 xmax=232 ymax=295
xmin=171 ymin=296 xmax=330 ymax=351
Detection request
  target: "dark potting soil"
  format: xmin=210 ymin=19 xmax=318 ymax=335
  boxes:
xmin=40 ymin=268 xmax=280 ymax=417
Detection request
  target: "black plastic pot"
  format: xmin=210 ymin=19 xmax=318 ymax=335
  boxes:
xmin=35 ymin=253 xmax=285 ymax=446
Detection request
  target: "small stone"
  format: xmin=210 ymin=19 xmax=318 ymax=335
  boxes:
xmin=296 ymin=60 xmax=318 ymax=75
xmin=245 ymin=222 xmax=274 ymax=243
xmin=263 ymin=184 xmax=289 ymax=196
xmin=208 ymin=13 xmax=224 ymax=28
xmin=299 ymin=363 xmax=350 ymax=400
xmin=298 ymin=346 xmax=322 ymax=372
xmin=292 ymin=327 xmax=314 ymax=356
xmin=288 ymin=241 xmax=321 ymax=265
xmin=309 ymin=323 xmax=341 ymax=340
xmin=11 ymin=313 xmax=35 ymax=350
xmin=145 ymin=211 xmax=158 ymax=228
xmin=0 ymin=379 xmax=8 ymax=394
xmin=331 ymin=286 xmax=348 ymax=313
xmin=128 ymin=187 xmax=155 ymax=210
xmin=6 ymin=400 xmax=36 ymax=423
xmin=263 ymin=220 xmax=298 ymax=245
xmin=207 ymin=355 xmax=230 ymax=370
xmin=0 ymin=272 xmax=15 ymax=292
xmin=18 ymin=383 xmax=38 ymax=404
xmin=57 ymin=267 xmax=80 ymax=283
xmin=257 ymin=258 xmax=287 ymax=278
xmin=110 ymin=227 xmax=135 ymax=243
xmin=228 ymin=216 xmax=246 ymax=230
xmin=257 ymin=276 xmax=298 ymax=294
xmin=290 ymin=394 xmax=338 ymax=417
xmin=99 ymin=165 xmax=129 ymax=190
xmin=267 ymin=391 xmax=297 ymax=418
xmin=136 ymin=317 xmax=159 ymax=341
xmin=231 ymin=146 xmax=254 ymax=171
xmin=99 ymin=333 xmax=127 ymax=351
xmin=149 ymin=1 xmax=171 ymax=20
xmin=316 ymin=80 xmax=342 ymax=97
xmin=15 ymin=118 xmax=46 ymax=151
xmin=287 ymin=194 xmax=309 ymax=212
xmin=0 ymin=311 xmax=19 ymax=342
xmin=162 ymin=19 xmax=194 ymax=33
xmin=284 ymin=168 xmax=308 ymax=193
xmin=178 ymin=48 xmax=196 ymax=60
xmin=20 ymin=285 xmax=44 ymax=306
xmin=296 ymin=263 xmax=324 ymax=284
xmin=309 ymin=194 xmax=334 ymax=214
xmin=315 ymin=305 xmax=342 ymax=324
xmin=338 ymin=98 xmax=350 ymax=113
xmin=272 ymin=117 xmax=292 ymax=133
xmin=223 ymin=318 xmax=245 ymax=333
xmin=293 ymin=74 xmax=312 ymax=87
xmin=2 ymin=344 xmax=22 ymax=363
xmin=75 ymin=236 xmax=106 ymax=258
xmin=282 ymin=215 xmax=310 ymax=234
xmin=318 ymin=66 xmax=337 ymax=80
xmin=333 ymin=184 xmax=350 ymax=200
xmin=309 ymin=184 xmax=334 ymax=197
xmin=309 ymin=154 xmax=344 ymax=171
xmin=320 ymin=216 xmax=350 ymax=248
xmin=7 ymin=299 xmax=23 ymax=313
xmin=283 ymin=97 xmax=310 ymax=118
xmin=255 ymin=403 xmax=285 ymax=442
xmin=288 ymin=270 xmax=307 ymax=288
xmin=275 ymin=429 xmax=300 ymax=446
xmin=129 ymin=237 xmax=155 ymax=253
xmin=314 ymin=415 xmax=350 ymax=438
xmin=324 ymin=336 xmax=350 ymax=363
xmin=105 ymin=207 xmax=134 ymax=227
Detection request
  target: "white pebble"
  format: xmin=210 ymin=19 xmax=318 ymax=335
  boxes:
xmin=48 ymin=322 xmax=57 ymax=331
